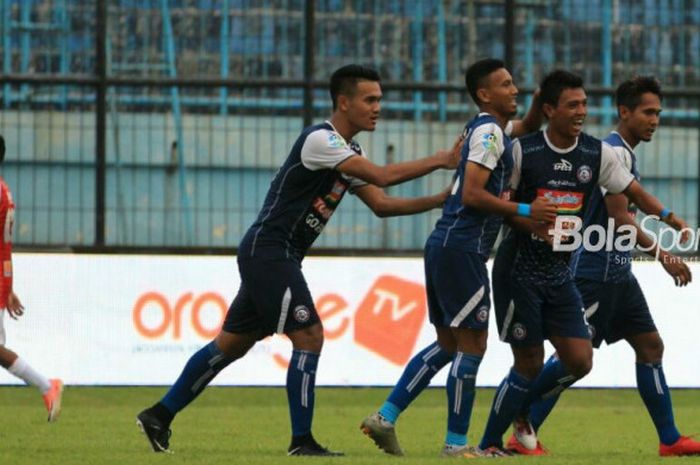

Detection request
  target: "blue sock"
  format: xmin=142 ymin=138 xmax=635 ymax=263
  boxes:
xmin=380 ymin=341 xmax=452 ymax=424
xmin=479 ymin=368 xmax=532 ymax=449
xmin=445 ymin=352 xmax=482 ymax=447
xmin=526 ymin=354 xmax=575 ymax=431
xmin=287 ymin=350 xmax=320 ymax=438
xmin=161 ymin=341 xmax=233 ymax=415
xmin=636 ymin=362 xmax=681 ymax=446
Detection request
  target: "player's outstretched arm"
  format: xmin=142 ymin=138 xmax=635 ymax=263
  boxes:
xmin=510 ymin=90 xmax=543 ymax=138
xmin=336 ymin=137 xmax=463 ymax=188
xmin=354 ymin=184 xmax=447 ymax=217
xmin=605 ymin=193 xmax=691 ymax=286
xmin=622 ymin=180 xmax=690 ymax=242
xmin=462 ymin=162 xmax=556 ymax=222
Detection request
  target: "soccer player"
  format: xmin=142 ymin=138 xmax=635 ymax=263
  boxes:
xmin=507 ymin=77 xmax=700 ymax=457
xmin=478 ymin=70 xmax=690 ymax=454
xmin=136 ymin=64 xmax=464 ymax=456
xmin=0 ymin=135 xmax=64 ymax=422
xmin=359 ymin=58 xmax=557 ymax=458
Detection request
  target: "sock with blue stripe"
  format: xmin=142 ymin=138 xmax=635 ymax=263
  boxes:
xmin=445 ymin=352 xmax=482 ymax=447
xmin=160 ymin=340 xmax=234 ymax=418
xmin=287 ymin=350 xmax=320 ymax=438
xmin=379 ymin=341 xmax=452 ymax=424
xmin=479 ymin=368 xmax=532 ymax=449
xmin=636 ymin=362 xmax=681 ymax=446
xmin=526 ymin=354 xmax=575 ymax=431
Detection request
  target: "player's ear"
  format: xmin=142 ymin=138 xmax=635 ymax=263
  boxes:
xmin=476 ymin=87 xmax=490 ymax=104
xmin=337 ymin=94 xmax=350 ymax=112
xmin=618 ymin=105 xmax=631 ymax=121
xmin=541 ymin=102 xmax=555 ymax=119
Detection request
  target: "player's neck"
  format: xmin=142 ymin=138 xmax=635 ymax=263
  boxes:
xmin=480 ymin=107 xmax=509 ymax=130
xmin=328 ymin=115 xmax=359 ymax=141
xmin=615 ymin=124 xmax=640 ymax=149
xmin=545 ymin=126 xmax=577 ymax=150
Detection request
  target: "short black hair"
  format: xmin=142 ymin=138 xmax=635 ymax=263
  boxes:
xmin=465 ymin=58 xmax=506 ymax=105
xmin=615 ymin=76 xmax=662 ymax=113
xmin=539 ymin=70 xmax=584 ymax=107
xmin=329 ymin=64 xmax=380 ymax=110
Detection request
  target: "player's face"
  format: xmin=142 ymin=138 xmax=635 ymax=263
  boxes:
xmin=546 ymin=87 xmax=587 ymax=141
xmin=344 ymin=80 xmax=382 ymax=132
xmin=622 ymin=92 xmax=661 ymax=143
xmin=484 ymin=68 xmax=519 ymax=117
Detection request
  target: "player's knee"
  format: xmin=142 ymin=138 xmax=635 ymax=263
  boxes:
xmin=566 ymin=356 xmax=592 ymax=379
xmin=512 ymin=347 xmax=544 ymax=379
xmin=288 ymin=323 xmax=325 ymax=353
xmin=636 ymin=335 xmax=664 ymax=364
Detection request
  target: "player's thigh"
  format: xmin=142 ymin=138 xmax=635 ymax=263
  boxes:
xmin=575 ymin=277 xmax=616 ymax=347
xmin=608 ymin=276 xmax=657 ymax=345
xmin=542 ymin=280 xmax=590 ymax=341
xmin=425 ymin=246 xmax=490 ymax=331
xmin=225 ymin=258 xmax=320 ymax=338
xmin=499 ymin=279 xmax=545 ymax=346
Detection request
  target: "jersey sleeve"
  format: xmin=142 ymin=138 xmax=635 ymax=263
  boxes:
xmin=600 ymin=145 xmax=632 ymax=196
xmin=467 ymin=123 xmax=506 ymax=171
xmin=598 ymin=142 xmax=635 ymax=195
xmin=509 ymin=139 xmax=523 ymax=191
xmin=341 ymin=145 xmax=369 ymax=193
xmin=301 ymin=129 xmax=359 ymax=171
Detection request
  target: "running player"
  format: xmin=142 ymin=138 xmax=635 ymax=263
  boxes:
xmin=478 ymin=70 xmax=690 ymax=454
xmin=507 ymin=76 xmax=699 ymax=457
xmin=0 ymin=135 xmax=64 ymax=422
xmin=135 ymin=64 xmax=463 ymax=456
xmin=360 ymin=58 xmax=556 ymax=458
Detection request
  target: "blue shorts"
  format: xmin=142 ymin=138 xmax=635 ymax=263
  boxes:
xmin=223 ymin=257 xmax=320 ymax=337
xmin=496 ymin=278 xmax=590 ymax=346
xmin=425 ymin=245 xmax=490 ymax=330
xmin=492 ymin=234 xmax=517 ymax=335
xmin=575 ymin=275 xmax=656 ymax=348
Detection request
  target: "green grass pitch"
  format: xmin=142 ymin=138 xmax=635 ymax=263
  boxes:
xmin=1 ymin=386 xmax=700 ymax=464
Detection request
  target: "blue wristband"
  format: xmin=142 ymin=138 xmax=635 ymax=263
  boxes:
xmin=517 ymin=203 xmax=531 ymax=217
xmin=660 ymin=207 xmax=671 ymax=219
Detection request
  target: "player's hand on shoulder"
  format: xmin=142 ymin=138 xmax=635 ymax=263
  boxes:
xmin=660 ymin=253 xmax=692 ymax=287
xmin=6 ymin=291 xmax=24 ymax=319
xmin=530 ymin=197 xmax=558 ymax=223
xmin=435 ymin=134 xmax=464 ymax=170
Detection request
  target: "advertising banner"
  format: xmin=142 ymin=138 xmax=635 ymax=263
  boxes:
xmin=0 ymin=254 xmax=698 ymax=387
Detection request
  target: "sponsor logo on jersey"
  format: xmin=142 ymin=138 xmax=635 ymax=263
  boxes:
xmin=553 ymin=158 xmax=573 ymax=171
xmin=547 ymin=179 xmax=577 ymax=188
xmin=537 ymin=188 xmax=584 ymax=214
xmin=577 ymin=164 xmax=592 ymax=183
xmin=327 ymin=132 xmax=346 ymax=149
xmin=323 ymin=179 xmax=348 ymax=207
xmin=522 ymin=143 xmax=545 ymax=154
xmin=482 ymin=132 xmax=498 ymax=151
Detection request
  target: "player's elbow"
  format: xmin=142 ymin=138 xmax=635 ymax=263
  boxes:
xmin=370 ymin=200 xmax=393 ymax=218
xmin=461 ymin=187 xmax=479 ymax=208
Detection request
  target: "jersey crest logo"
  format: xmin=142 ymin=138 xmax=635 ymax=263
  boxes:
xmin=577 ymin=165 xmax=592 ymax=183
xmin=553 ymin=158 xmax=573 ymax=171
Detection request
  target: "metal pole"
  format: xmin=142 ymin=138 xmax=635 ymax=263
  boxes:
xmin=504 ymin=0 xmax=515 ymax=72
xmin=302 ymin=0 xmax=315 ymax=127
xmin=601 ymin=0 xmax=613 ymax=126
xmin=219 ymin=0 xmax=229 ymax=115
xmin=95 ymin=0 xmax=107 ymax=246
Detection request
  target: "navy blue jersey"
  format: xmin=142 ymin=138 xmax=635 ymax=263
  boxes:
xmin=426 ymin=113 xmax=513 ymax=257
xmin=511 ymin=131 xmax=634 ymax=285
xmin=573 ymin=132 xmax=640 ymax=282
xmin=238 ymin=121 xmax=366 ymax=262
